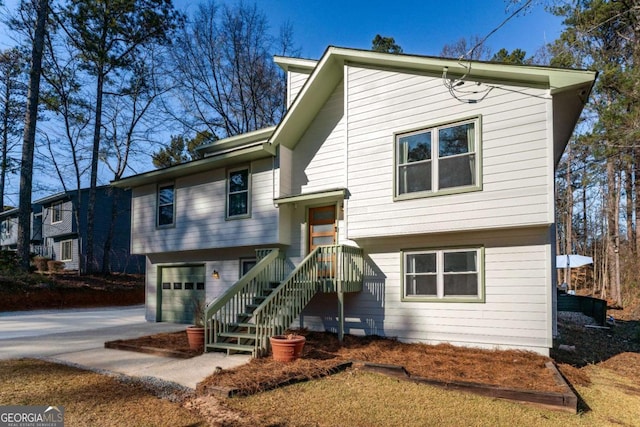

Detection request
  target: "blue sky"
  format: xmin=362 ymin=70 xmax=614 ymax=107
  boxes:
xmin=1 ymin=0 xmax=564 ymax=59
xmin=262 ymin=0 xmax=563 ymax=59
xmin=0 ymin=0 xmax=565 ymax=201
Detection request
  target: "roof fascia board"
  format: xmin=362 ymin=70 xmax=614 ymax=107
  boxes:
xmin=269 ymin=46 xmax=596 ymax=150
xmin=274 ymin=188 xmax=346 ymax=206
xmin=273 ymin=55 xmax=318 ymax=72
xmin=112 ymin=143 xmax=275 ymax=188
xmin=197 ymin=126 xmax=276 ymax=154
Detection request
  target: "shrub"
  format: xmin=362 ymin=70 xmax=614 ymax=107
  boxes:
xmin=0 ymin=250 xmax=19 ymax=272
xmin=47 ymin=260 xmax=65 ymax=273
xmin=33 ymin=256 xmax=50 ymax=272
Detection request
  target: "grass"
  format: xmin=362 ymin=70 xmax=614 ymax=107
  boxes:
xmin=223 ymin=360 xmax=640 ymax=427
xmin=1 ymin=353 xmax=639 ymax=426
xmin=0 ymin=359 xmax=205 ymax=427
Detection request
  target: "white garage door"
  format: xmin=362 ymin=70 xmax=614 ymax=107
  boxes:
xmin=160 ymin=265 xmax=205 ymax=323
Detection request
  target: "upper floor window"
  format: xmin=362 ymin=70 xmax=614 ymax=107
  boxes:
xmin=227 ymin=167 xmax=250 ymax=218
xmin=157 ymin=184 xmax=175 ymax=227
xmin=402 ymin=247 xmax=484 ymax=302
xmin=396 ymin=117 xmax=480 ymax=199
xmin=51 ymin=202 xmax=63 ymax=223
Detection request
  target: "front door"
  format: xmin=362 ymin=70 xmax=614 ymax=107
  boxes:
xmin=308 ymin=205 xmax=337 ymax=277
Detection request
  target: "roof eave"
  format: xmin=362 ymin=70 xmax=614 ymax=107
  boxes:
xmin=112 ymin=143 xmax=275 ymax=189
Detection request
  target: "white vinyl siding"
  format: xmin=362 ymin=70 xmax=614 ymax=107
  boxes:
xmin=288 ymin=69 xmax=312 ymax=106
xmin=289 ymin=79 xmax=345 ymax=195
xmin=299 ymin=227 xmax=553 ymax=355
xmin=131 ymin=158 xmax=278 ymax=254
xmin=344 ymin=65 xmax=552 ymax=239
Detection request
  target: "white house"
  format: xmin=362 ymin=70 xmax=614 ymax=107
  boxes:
xmin=113 ymin=47 xmax=596 ymax=357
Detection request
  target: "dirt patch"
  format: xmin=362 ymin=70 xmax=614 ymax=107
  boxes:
xmin=0 ymin=273 xmax=144 ymax=311
xmin=551 ymin=312 xmax=640 ymax=367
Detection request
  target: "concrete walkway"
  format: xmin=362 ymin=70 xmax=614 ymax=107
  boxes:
xmin=0 ymin=306 xmax=250 ymax=389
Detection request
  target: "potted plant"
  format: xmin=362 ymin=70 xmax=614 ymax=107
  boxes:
xmin=186 ymin=297 xmax=206 ymax=351
xmin=269 ymin=333 xmax=306 ymax=362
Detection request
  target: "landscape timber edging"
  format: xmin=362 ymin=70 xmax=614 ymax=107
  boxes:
xmin=358 ymin=360 xmax=578 ymax=414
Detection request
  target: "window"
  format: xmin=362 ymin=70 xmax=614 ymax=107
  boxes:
xmin=240 ymin=258 xmax=257 ymax=277
xmin=396 ymin=118 xmax=480 ymax=198
xmin=52 ymin=202 xmax=63 ymax=223
xmin=402 ymin=247 xmax=483 ymax=302
xmin=157 ymin=184 xmax=175 ymax=227
xmin=227 ymin=167 xmax=250 ymax=218
xmin=61 ymin=240 xmax=73 ymax=261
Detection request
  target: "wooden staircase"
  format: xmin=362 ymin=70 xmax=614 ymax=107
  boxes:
xmin=204 ymin=245 xmax=364 ymax=357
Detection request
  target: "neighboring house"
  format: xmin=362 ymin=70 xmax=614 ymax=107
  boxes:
xmin=34 ymin=186 xmax=143 ymax=273
xmin=113 ymin=47 xmax=596 ymax=357
xmin=0 ymin=205 xmax=43 ymax=252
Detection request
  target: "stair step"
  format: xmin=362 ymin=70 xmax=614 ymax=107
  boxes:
xmin=207 ymin=342 xmax=254 ymax=355
xmin=218 ymin=332 xmax=256 ymax=340
xmin=230 ymin=322 xmax=257 ymax=330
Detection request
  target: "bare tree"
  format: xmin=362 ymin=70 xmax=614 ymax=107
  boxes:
xmin=440 ymin=35 xmax=492 ymax=60
xmin=54 ymin=0 xmax=182 ymax=273
xmin=169 ymin=0 xmax=296 ymax=139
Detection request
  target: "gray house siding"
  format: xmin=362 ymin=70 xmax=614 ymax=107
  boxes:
xmin=36 ymin=187 xmax=143 ymax=274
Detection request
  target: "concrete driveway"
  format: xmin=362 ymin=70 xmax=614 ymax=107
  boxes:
xmin=0 ymin=305 xmax=250 ymax=388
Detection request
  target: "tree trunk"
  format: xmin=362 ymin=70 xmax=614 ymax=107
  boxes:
xmin=625 ymin=157 xmax=634 ymax=251
xmin=86 ymin=70 xmax=105 ymax=274
xmin=1 ymin=70 xmax=10 ymax=210
xmin=606 ymin=158 xmax=622 ymax=306
xmin=565 ymin=145 xmax=573 ymax=289
xmin=16 ymin=0 xmax=48 ymax=270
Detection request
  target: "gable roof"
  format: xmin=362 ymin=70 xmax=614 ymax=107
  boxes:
xmin=271 ymin=46 xmax=597 ymax=162
xmin=112 ymin=127 xmax=276 ymax=188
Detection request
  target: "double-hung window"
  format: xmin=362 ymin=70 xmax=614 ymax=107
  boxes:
xmin=157 ymin=184 xmax=175 ymax=227
xmin=396 ymin=117 xmax=480 ymax=198
xmin=227 ymin=167 xmax=250 ymax=218
xmin=402 ymin=247 xmax=484 ymax=302
xmin=51 ymin=202 xmax=63 ymax=223
xmin=61 ymin=240 xmax=73 ymax=261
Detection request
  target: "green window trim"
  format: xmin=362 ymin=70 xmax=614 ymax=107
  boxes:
xmin=157 ymin=183 xmax=175 ymax=228
xmin=226 ymin=166 xmax=251 ymax=219
xmin=401 ymin=246 xmax=485 ymax=303
xmin=394 ymin=116 xmax=482 ymax=201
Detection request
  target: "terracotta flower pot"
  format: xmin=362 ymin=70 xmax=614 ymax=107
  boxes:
xmin=270 ymin=334 xmax=306 ymax=362
xmin=186 ymin=326 xmax=205 ymax=351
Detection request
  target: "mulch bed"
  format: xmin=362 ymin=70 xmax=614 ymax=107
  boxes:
xmin=196 ymin=330 xmax=563 ymax=394
xmin=113 ymin=329 xmax=562 ymax=396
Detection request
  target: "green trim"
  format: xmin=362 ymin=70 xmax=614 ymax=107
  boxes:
xmin=400 ymin=245 xmax=485 ymax=303
xmin=112 ymin=143 xmax=274 ymax=188
xmin=270 ymin=46 xmax=596 ymax=151
xmin=393 ymin=116 xmax=483 ymax=201
xmin=196 ymin=126 xmax=276 ymax=154
xmin=156 ymin=263 xmax=206 ymax=323
xmin=156 ymin=182 xmax=176 ymax=229
xmin=274 ymin=188 xmax=346 ymax=206
xmin=273 ymin=55 xmax=318 ymax=72
xmin=225 ymin=165 xmax=252 ymax=220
